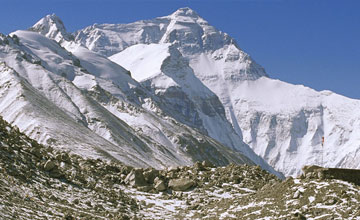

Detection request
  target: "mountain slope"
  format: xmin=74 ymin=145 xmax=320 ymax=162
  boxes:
xmin=24 ymin=13 xmax=282 ymax=176
xmin=0 ymin=20 xmax=279 ymax=176
xmin=73 ymin=7 xmax=360 ymax=176
xmin=230 ymin=78 xmax=360 ymax=175
xmin=109 ymin=43 xmax=272 ymax=171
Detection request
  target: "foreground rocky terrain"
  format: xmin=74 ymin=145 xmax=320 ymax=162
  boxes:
xmin=1 ymin=116 xmax=360 ymax=219
xmin=0 ymin=116 xmax=138 ymax=219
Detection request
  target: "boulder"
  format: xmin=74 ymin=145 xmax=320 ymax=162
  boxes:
xmin=120 ymin=166 xmax=133 ymax=175
xmin=293 ymin=212 xmax=306 ymax=220
xmin=305 ymin=172 xmax=314 ymax=179
xmin=154 ymin=180 xmax=167 ymax=191
xmin=61 ymin=153 xmax=71 ymax=163
xmin=202 ymin=160 xmax=214 ymax=168
xmin=143 ymin=169 xmax=159 ymax=184
xmin=124 ymin=169 xmax=147 ymax=187
xmin=168 ymin=178 xmax=195 ymax=191
xmin=269 ymin=179 xmax=278 ymax=185
xmin=44 ymin=160 xmax=56 ymax=171
xmin=137 ymin=185 xmax=153 ymax=192
xmin=317 ymin=171 xmax=325 ymax=180
xmin=49 ymin=168 xmax=63 ymax=178
xmin=324 ymin=197 xmax=337 ymax=205
xmin=167 ymin=172 xmax=176 ymax=179
xmin=30 ymin=147 xmax=42 ymax=158
xmin=231 ymin=175 xmax=241 ymax=184
xmin=154 ymin=177 xmax=161 ymax=183
xmin=302 ymin=165 xmax=322 ymax=176
xmin=194 ymin=161 xmax=204 ymax=171
xmin=293 ymin=190 xmax=301 ymax=199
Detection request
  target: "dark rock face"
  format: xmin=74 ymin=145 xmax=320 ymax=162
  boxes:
xmin=153 ymin=87 xmax=204 ymax=130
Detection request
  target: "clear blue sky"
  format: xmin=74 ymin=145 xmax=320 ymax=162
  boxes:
xmin=2 ymin=0 xmax=360 ymax=99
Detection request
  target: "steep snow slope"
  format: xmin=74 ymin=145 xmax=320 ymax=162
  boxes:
xmin=109 ymin=43 xmax=227 ymax=133
xmin=110 ymin=44 xmax=170 ymax=82
xmin=109 ymin=43 xmax=274 ymax=172
xmin=0 ymin=62 xmax=130 ymax=162
xmin=232 ymin=78 xmax=360 ymax=175
xmin=74 ymin=7 xmax=360 ymax=176
xmin=63 ymin=42 xmax=135 ymax=95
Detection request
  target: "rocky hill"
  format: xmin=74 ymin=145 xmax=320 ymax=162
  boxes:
xmin=0 ymin=115 xmax=138 ymax=219
xmin=1 ymin=116 xmax=360 ymax=219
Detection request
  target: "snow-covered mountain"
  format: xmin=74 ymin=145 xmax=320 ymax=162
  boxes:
xmin=0 ymin=13 xmax=284 ymax=177
xmin=109 ymin=43 xmax=250 ymax=157
xmin=29 ymin=14 xmax=73 ymax=42
xmin=2 ymin=7 xmax=358 ymax=177
xmin=72 ymin=7 xmax=360 ymax=176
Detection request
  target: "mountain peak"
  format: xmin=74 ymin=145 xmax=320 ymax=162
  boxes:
xmin=47 ymin=13 xmax=62 ymax=21
xmin=170 ymin=7 xmax=202 ymax=20
xmin=29 ymin=13 xmax=71 ymax=42
xmin=33 ymin=13 xmax=66 ymax=31
xmin=172 ymin=7 xmax=198 ymax=16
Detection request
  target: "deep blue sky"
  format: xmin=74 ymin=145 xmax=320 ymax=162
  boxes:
xmin=2 ymin=0 xmax=359 ymax=99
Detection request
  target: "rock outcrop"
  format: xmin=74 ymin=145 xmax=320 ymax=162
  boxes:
xmin=302 ymin=165 xmax=360 ymax=185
